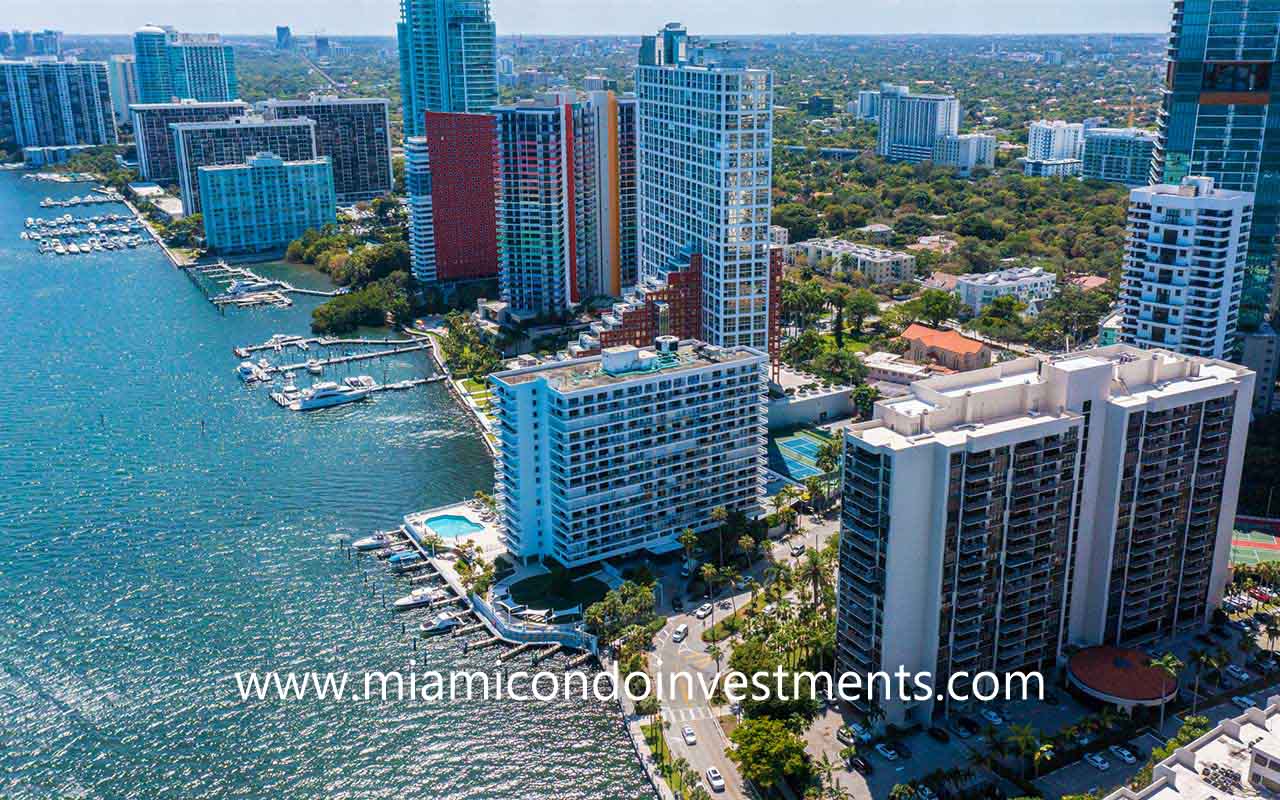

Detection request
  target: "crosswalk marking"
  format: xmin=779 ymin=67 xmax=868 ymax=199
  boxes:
xmin=661 ymin=705 xmax=713 ymax=722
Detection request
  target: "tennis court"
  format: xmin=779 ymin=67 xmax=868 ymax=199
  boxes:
xmin=767 ymin=427 xmax=835 ymax=483
xmin=1233 ymin=528 xmax=1280 ymax=566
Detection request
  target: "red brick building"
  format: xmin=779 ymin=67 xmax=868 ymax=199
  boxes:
xmin=412 ymin=111 xmax=498 ymax=283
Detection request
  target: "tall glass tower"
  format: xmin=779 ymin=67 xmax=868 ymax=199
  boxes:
xmin=397 ymin=0 xmax=497 ymax=137
xmin=1152 ymin=0 xmax=1280 ymax=332
xmin=133 ymin=24 xmax=237 ymax=104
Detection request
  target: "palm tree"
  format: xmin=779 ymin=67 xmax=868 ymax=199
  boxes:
xmin=738 ymin=533 xmax=757 ymax=570
xmin=888 ymin=784 xmax=915 ymax=800
xmin=1007 ymin=723 xmax=1039 ymax=778
xmin=1188 ymin=647 xmax=1209 ymax=713
xmin=706 ymin=642 xmax=723 ymax=673
xmin=700 ymin=562 xmax=719 ymax=631
xmin=710 ymin=505 xmax=729 ymax=566
xmin=721 ymin=566 xmax=741 ymax=618
xmin=680 ymin=527 xmax=698 ymax=568
xmin=817 ymin=752 xmax=838 ymax=793
xmin=865 ymin=702 xmax=886 ymax=734
xmin=1033 ymin=742 xmax=1055 ymax=778
xmin=798 ymin=549 xmax=830 ymax=613
xmin=1151 ymin=652 xmax=1184 ymax=731
xmin=670 ymin=756 xmax=691 ymax=799
xmin=1097 ymin=705 xmax=1124 ymax=734
xmin=1266 ymin=619 xmax=1280 ymax=651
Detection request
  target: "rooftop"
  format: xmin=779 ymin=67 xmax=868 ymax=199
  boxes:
xmin=957 ymin=265 xmax=1056 ymax=286
xmin=901 ymin=324 xmax=988 ymax=356
xmin=1067 ymin=646 xmax=1177 ymax=704
xmin=492 ymin=340 xmax=763 ymax=392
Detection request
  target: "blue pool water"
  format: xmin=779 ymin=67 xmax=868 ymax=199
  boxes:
xmin=426 ymin=514 xmax=487 ymax=538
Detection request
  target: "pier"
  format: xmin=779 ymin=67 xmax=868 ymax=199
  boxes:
xmin=184 ymin=262 xmax=342 ymax=308
xmin=266 ymin=342 xmax=434 ymax=375
xmin=235 ymin=335 xmax=425 ymax=358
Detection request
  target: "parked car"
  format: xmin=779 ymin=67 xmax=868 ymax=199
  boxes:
xmin=979 ymin=708 xmax=1004 ymax=726
xmin=705 ymin=767 xmax=726 ymax=792
xmin=955 ymin=716 xmax=980 ymax=735
xmin=893 ymin=741 xmax=913 ymax=758
xmin=951 ymin=721 xmax=973 ymax=739
xmin=672 ymin=623 xmax=689 ymax=643
xmin=1084 ymin=752 xmax=1111 ymax=771
xmin=848 ymin=756 xmax=872 ymax=775
xmin=927 ymin=726 xmax=951 ymax=743
xmin=874 ymin=743 xmax=899 ymax=761
xmin=848 ymin=722 xmax=872 ymax=742
xmin=671 ymin=596 xmax=684 ymax=612
xmin=694 ymin=603 xmax=713 ymax=619
xmin=790 ymin=543 xmax=806 ymax=557
xmin=1226 ymin=664 xmax=1252 ymax=682
xmin=1233 ymin=695 xmax=1257 ymax=710
xmin=1109 ymin=745 xmax=1137 ymax=764
xmin=917 ymin=786 xmax=938 ymax=800
xmin=836 ymin=726 xmax=856 ymax=746
xmin=682 ymin=725 xmax=697 ymax=746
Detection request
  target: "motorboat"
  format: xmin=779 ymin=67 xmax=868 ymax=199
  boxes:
xmin=344 ymin=375 xmax=376 ymax=390
xmin=352 ymin=530 xmax=400 ymax=551
xmin=236 ymin=361 xmax=268 ymax=383
xmin=392 ymin=587 xmax=445 ymax=610
xmin=287 ymin=381 xmax=370 ymax=411
xmin=224 ymin=279 xmax=274 ymax=296
xmin=421 ymin=611 xmax=463 ymax=635
xmin=305 ymin=359 xmax=323 ymax=375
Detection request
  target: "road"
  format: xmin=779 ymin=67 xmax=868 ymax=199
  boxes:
xmin=646 ymin=510 xmax=841 ymax=799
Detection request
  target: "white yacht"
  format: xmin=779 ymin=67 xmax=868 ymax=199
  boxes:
xmin=288 ymin=382 xmax=370 ymax=411
xmin=236 ymin=361 xmax=269 ymax=383
xmin=421 ymin=611 xmax=463 ymax=635
xmin=352 ymin=529 xmax=401 ymax=551
xmin=393 ymin=587 xmax=445 ymax=611
xmin=344 ymin=375 xmax=377 ymax=390
xmin=306 ymin=359 xmax=323 ymax=375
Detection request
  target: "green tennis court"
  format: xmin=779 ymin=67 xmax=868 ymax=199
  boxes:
xmin=767 ymin=427 xmax=835 ymax=483
xmin=1232 ymin=528 xmax=1280 ymax=566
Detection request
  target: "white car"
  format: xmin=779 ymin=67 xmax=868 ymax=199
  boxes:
xmin=682 ymin=725 xmax=697 ymax=746
xmin=694 ymin=603 xmax=714 ymax=619
xmin=979 ymin=708 xmax=1004 ymax=726
xmin=1084 ymin=753 xmax=1111 ymax=771
xmin=1226 ymin=664 xmax=1252 ymax=682
xmin=705 ymin=766 xmax=726 ymax=792
xmin=672 ymin=623 xmax=689 ymax=643
xmin=1109 ymin=745 xmax=1136 ymax=764
xmin=1233 ymin=695 xmax=1257 ymax=710
xmin=874 ymin=742 xmax=898 ymax=761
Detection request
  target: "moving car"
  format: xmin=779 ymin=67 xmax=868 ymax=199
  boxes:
xmin=682 ymin=725 xmax=697 ymax=746
xmin=694 ymin=603 xmax=713 ymax=619
xmin=790 ymin=543 xmax=806 ymax=557
xmin=1084 ymin=752 xmax=1110 ymax=771
xmin=1109 ymin=745 xmax=1136 ymax=764
xmin=705 ymin=767 xmax=726 ymax=792
xmin=672 ymin=623 xmax=689 ymax=643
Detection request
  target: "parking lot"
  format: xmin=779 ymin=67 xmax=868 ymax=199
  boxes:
xmin=1034 ymin=732 xmax=1162 ymax=800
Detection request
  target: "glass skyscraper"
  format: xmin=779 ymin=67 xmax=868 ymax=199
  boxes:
xmin=1152 ymin=0 xmax=1280 ymax=331
xmin=397 ymin=0 xmax=497 ymax=137
xmin=133 ymin=25 xmax=237 ymax=105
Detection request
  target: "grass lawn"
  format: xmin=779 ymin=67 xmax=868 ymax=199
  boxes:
xmin=507 ymin=573 xmax=610 ymax=609
xmin=461 ymin=377 xmax=488 ymax=393
xmin=701 ymin=596 xmax=763 ymax=642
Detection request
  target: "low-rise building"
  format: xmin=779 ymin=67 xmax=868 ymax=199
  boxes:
xmin=1103 ymin=696 xmax=1280 ymax=800
xmin=790 ymin=237 xmax=916 ymax=284
xmin=198 ymin=152 xmax=335 ymax=254
xmin=769 ymin=225 xmax=790 ymax=247
xmin=1024 ymin=157 xmax=1083 ymax=177
xmin=900 ymin=324 xmax=992 ymax=371
xmin=857 ymin=223 xmax=894 ymax=243
xmin=861 ymin=351 xmax=931 ymax=385
xmin=22 ymin=144 xmax=96 ymax=166
xmin=1098 ymin=310 xmax=1123 ymax=346
xmin=569 ymin=250 xmax=702 ymax=358
xmin=491 ymin=339 xmax=767 ymax=567
xmin=955 ymin=266 xmax=1058 ymax=315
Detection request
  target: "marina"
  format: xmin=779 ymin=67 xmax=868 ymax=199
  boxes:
xmin=38 ymin=191 xmax=124 ymax=208
xmin=21 ymin=211 xmax=151 ymax=255
xmin=185 ymin=263 xmax=342 ymax=309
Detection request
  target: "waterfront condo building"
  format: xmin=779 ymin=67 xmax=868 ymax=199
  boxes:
xmin=0 ymin=58 xmax=116 ymax=149
xmin=260 ymin=95 xmax=393 ymax=203
xmin=933 ymin=132 xmax=995 ymax=177
xmin=836 ymin=345 xmax=1253 ymax=725
xmin=133 ymin=25 xmax=237 ymax=104
xmin=1027 ymin=119 xmax=1085 ymax=161
xmin=636 ymin=23 xmax=774 ymax=351
xmin=106 ymin=55 xmax=138 ymax=128
xmin=130 ymin=100 xmax=249 ymax=182
xmin=491 ymin=338 xmax=768 ymax=567
xmin=199 ymin=152 xmax=336 ymax=254
xmin=397 ymin=0 xmax=497 ymax=137
xmin=172 ymin=115 xmax=317 ymax=215
xmin=876 ymin=85 xmax=959 ymax=163
xmin=494 ymin=96 xmax=598 ymax=318
xmin=405 ymin=111 xmax=498 ymax=285
xmin=587 ymin=89 xmax=639 ymax=297
xmin=1120 ymin=176 xmax=1253 ymax=360
xmin=1082 ymin=127 xmax=1159 ymax=187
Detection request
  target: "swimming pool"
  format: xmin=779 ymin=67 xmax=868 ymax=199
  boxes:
xmin=424 ymin=514 xmax=486 ymax=538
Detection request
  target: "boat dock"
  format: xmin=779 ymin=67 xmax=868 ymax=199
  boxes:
xmin=184 ymin=262 xmax=341 ymax=308
xmin=235 ymin=335 xmax=428 ymax=359
xmin=266 ymin=342 xmax=433 ymax=375
xmin=268 ymin=376 xmax=444 ymax=408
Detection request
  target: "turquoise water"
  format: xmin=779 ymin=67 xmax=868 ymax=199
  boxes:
xmin=0 ymin=173 xmax=651 ymax=800
xmin=425 ymin=514 xmax=487 ymax=538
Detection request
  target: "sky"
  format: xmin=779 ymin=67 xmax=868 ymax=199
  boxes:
xmin=16 ymin=0 xmax=1172 ymax=37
